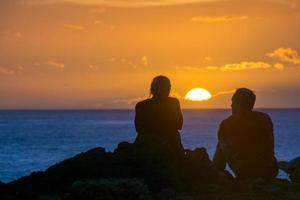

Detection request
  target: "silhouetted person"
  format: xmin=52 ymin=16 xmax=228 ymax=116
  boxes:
xmin=134 ymin=75 xmax=184 ymax=155
xmin=213 ymin=88 xmax=278 ymax=179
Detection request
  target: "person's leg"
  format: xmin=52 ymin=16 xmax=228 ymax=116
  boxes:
xmin=213 ymin=142 xmax=226 ymax=171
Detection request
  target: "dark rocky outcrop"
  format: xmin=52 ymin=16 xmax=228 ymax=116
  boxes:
xmin=64 ymin=179 xmax=151 ymax=200
xmin=2 ymin=140 xmax=300 ymax=200
xmin=0 ymin=180 xmax=6 ymax=192
xmin=279 ymin=156 xmax=300 ymax=182
xmin=1 ymin=140 xmax=225 ymax=199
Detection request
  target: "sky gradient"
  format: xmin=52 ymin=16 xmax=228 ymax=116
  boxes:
xmin=1 ymin=0 xmax=300 ymax=109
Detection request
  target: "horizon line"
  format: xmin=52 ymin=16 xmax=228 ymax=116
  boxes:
xmin=1 ymin=107 xmax=300 ymax=111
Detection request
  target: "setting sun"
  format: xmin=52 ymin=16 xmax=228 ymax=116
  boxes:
xmin=185 ymin=88 xmax=212 ymax=101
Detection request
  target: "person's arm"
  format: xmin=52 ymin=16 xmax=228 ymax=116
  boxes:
xmin=262 ymin=114 xmax=275 ymax=154
xmin=174 ymin=98 xmax=183 ymax=130
xmin=134 ymin=102 xmax=143 ymax=134
xmin=213 ymin=121 xmax=227 ymax=170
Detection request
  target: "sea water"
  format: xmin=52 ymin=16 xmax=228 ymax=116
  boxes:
xmin=0 ymin=109 xmax=300 ymax=182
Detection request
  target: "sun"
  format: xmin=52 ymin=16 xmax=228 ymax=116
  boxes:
xmin=185 ymin=88 xmax=212 ymax=101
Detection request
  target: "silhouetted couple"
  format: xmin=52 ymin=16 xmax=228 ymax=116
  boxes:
xmin=134 ymin=75 xmax=278 ymax=179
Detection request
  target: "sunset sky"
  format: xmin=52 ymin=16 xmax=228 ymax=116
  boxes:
xmin=1 ymin=0 xmax=300 ymax=109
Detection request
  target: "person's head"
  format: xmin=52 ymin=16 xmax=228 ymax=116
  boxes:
xmin=231 ymin=88 xmax=256 ymax=114
xmin=150 ymin=75 xmax=171 ymax=98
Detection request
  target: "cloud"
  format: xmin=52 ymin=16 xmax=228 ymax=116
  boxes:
xmin=24 ymin=0 xmax=223 ymax=7
xmin=191 ymin=15 xmax=249 ymax=23
xmin=95 ymin=95 xmax=148 ymax=107
xmin=203 ymin=56 xmax=213 ymax=62
xmin=0 ymin=67 xmax=16 ymax=76
xmin=212 ymin=89 xmax=236 ymax=97
xmin=89 ymin=64 xmax=100 ymax=70
xmin=205 ymin=61 xmax=277 ymax=71
xmin=290 ymin=0 xmax=298 ymax=8
xmin=118 ymin=56 xmax=150 ymax=68
xmin=220 ymin=62 xmax=271 ymax=71
xmin=34 ymin=62 xmax=41 ymax=66
xmin=109 ymin=57 xmax=116 ymax=62
xmin=121 ymin=58 xmax=137 ymax=68
xmin=1 ymin=30 xmax=23 ymax=38
xmin=111 ymin=96 xmax=146 ymax=105
xmin=94 ymin=20 xmax=102 ymax=25
xmin=16 ymin=65 xmax=24 ymax=71
xmin=267 ymin=48 xmax=300 ymax=65
xmin=0 ymin=65 xmax=24 ymax=76
xmin=63 ymin=24 xmax=84 ymax=30
xmin=46 ymin=61 xmax=65 ymax=69
xmin=205 ymin=66 xmax=218 ymax=70
xmin=273 ymin=63 xmax=284 ymax=70
xmin=14 ymin=32 xmax=23 ymax=38
xmin=183 ymin=66 xmax=202 ymax=71
xmin=141 ymin=56 xmax=148 ymax=66
xmin=184 ymin=60 xmax=285 ymax=72
xmin=89 ymin=7 xmax=106 ymax=13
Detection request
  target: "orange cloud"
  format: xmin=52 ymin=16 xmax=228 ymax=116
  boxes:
xmin=89 ymin=7 xmax=106 ymax=13
xmin=0 ymin=67 xmax=16 ymax=75
xmin=212 ymin=89 xmax=236 ymax=97
xmin=205 ymin=66 xmax=218 ymax=70
xmin=141 ymin=56 xmax=148 ymax=66
xmin=273 ymin=63 xmax=284 ymax=70
xmin=191 ymin=15 xmax=249 ymax=23
xmin=46 ymin=61 xmax=65 ymax=69
xmin=63 ymin=24 xmax=84 ymax=30
xmin=205 ymin=61 xmax=284 ymax=71
xmin=1 ymin=30 xmax=23 ymax=38
xmin=89 ymin=64 xmax=100 ymax=70
xmin=24 ymin=0 xmax=225 ymax=7
xmin=183 ymin=66 xmax=202 ymax=71
xmin=267 ymin=48 xmax=300 ymax=65
xmin=220 ymin=62 xmax=271 ymax=71
xmin=0 ymin=65 xmax=24 ymax=76
xmin=203 ymin=56 xmax=213 ymax=62
xmin=94 ymin=20 xmax=102 ymax=25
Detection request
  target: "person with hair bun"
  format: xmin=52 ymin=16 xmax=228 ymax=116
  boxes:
xmin=134 ymin=75 xmax=184 ymax=154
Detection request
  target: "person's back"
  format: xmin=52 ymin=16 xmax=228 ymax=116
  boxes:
xmin=218 ymin=111 xmax=277 ymax=178
xmin=213 ymin=88 xmax=278 ymax=179
xmin=135 ymin=97 xmax=182 ymax=136
xmin=134 ymin=76 xmax=184 ymax=154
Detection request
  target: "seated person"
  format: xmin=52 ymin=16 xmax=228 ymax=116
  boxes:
xmin=134 ymin=75 xmax=184 ymax=155
xmin=213 ymin=88 xmax=278 ymax=179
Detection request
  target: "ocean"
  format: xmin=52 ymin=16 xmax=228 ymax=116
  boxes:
xmin=0 ymin=109 xmax=300 ymax=183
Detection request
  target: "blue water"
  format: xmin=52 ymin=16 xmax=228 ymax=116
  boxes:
xmin=0 ymin=109 xmax=300 ymax=183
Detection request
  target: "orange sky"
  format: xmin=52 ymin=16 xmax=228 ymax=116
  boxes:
xmin=1 ymin=0 xmax=300 ymax=109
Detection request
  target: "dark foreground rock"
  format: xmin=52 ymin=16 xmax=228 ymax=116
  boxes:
xmin=4 ymin=178 xmax=300 ymax=200
xmin=64 ymin=179 xmax=151 ymax=200
xmin=1 ymin=141 xmax=300 ymax=200
xmin=0 ymin=181 xmax=6 ymax=193
xmin=279 ymin=156 xmax=300 ymax=182
xmin=0 ymin=141 xmax=224 ymax=199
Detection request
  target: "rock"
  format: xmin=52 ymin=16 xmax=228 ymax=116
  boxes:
xmin=289 ymin=169 xmax=300 ymax=183
xmin=278 ymin=156 xmax=300 ymax=182
xmin=7 ymin=148 xmax=114 ymax=198
xmin=4 ymin=139 xmax=224 ymax=197
xmin=63 ymin=178 xmax=151 ymax=200
xmin=0 ymin=180 xmax=6 ymax=193
xmin=0 ymin=180 xmax=5 ymax=187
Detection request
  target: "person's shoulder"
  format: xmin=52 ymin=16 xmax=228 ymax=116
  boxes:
xmin=252 ymin=111 xmax=272 ymax=120
xmin=219 ymin=114 xmax=234 ymax=127
xmin=168 ymin=97 xmax=180 ymax=104
xmin=135 ymin=98 xmax=152 ymax=109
